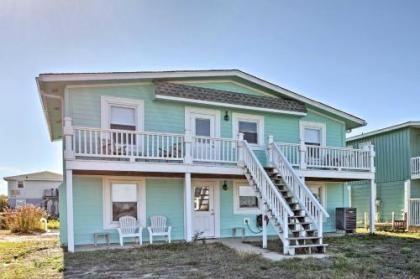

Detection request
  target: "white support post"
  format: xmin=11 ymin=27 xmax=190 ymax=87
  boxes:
xmin=184 ymin=172 xmax=192 ymax=242
xmin=267 ymin=135 xmax=274 ymax=167
xmin=318 ymin=214 xmax=323 ymax=244
xmin=282 ymin=214 xmax=289 ymax=255
xmin=262 ymin=212 xmax=267 ymax=249
xmin=65 ymin=169 xmax=75 ymax=252
xmin=299 ymin=139 xmax=307 ymax=170
xmin=184 ymin=129 xmax=193 ymax=165
xmin=369 ymin=178 xmax=376 ymax=233
xmin=369 ymin=144 xmax=376 ymax=173
xmin=391 ymin=211 xmax=395 ymax=230
xmin=63 ymin=117 xmax=75 ymax=160
xmin=237 ymin=133 xmax=245 ymax=167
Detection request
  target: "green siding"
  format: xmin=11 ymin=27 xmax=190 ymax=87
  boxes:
xmin=350 ymin=182 xmax=369 ymax=226
xmin=348 ymin=128 xmax=411 ymax=183
xmin=58 ymin=182 xmax=67 ymax=245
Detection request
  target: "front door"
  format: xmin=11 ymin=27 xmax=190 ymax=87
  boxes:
xmin=192 ymin=182 xmax=216 ymax=238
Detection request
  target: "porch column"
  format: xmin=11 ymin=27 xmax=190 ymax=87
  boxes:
xmin=184 ymin=172 xmax=193 ymax=241
xmin=66 ymin=169 xmax=75 ymax=252
xmin=369 ymin=178 xmax=376 ymax=233
xmin=299 ymin=139 xmax=307 ymax=170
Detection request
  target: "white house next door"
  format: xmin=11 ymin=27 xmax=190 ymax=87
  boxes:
xmin=192 ymin=182 xmax=216 ymax=238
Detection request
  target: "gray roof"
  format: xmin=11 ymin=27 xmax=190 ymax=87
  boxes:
xmin=4 ymin=171 xmax=63 ymax=182
xmin=154 ymin=82 xmax=307 ymax=113
xmin=347 ymin=121 xmax=420 ymax=142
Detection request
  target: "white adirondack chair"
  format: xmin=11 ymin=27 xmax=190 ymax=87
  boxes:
xmin=117 ymin=216 xmax=143 ymax=246
xmin=147 ymin=216 xmax=172 ymax=244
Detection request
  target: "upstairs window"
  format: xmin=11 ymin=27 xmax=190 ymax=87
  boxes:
xmin=17 ymin=181 xmax=24 ymax=188
xmin=195 ymin=118 xmax=211 ymax=137
xmin=304 ymin=128 xmax=322 ymax=146
xmin=110 ymin=106 xmax=136 ymax=131
xmin=239 ymin=121 xmax=258 ymax=144
xmin=233 ymin=113 xmax=264 ymax=146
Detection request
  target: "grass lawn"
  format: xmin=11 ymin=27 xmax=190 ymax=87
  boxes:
xmin=0 ymin=231 xmax=419 ymax=278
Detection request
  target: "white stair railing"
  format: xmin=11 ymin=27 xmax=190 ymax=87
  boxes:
xmin=270 ymin=142 xmax=329 ymax=238
xmin=239 ymin=139 xmax=294 ymax=253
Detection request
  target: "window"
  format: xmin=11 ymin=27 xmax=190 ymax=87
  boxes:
xmin=300 ymin=121 xmax=326 ymax=147
xmin=239 ymin=121 xmax=258 ymax=144
xmin=304 ymin=128 xmax=322 ymax=146
xmin=111 ymin=183 xmax=137 ymax=221
xmin=233 ymin=113 xmax=264 ymax=146
xmin=17 ymin=181 xmax=24 ymax=188
xmin=110 ymin=106 xmax=136 ymax=131
xmin=234 ymin=181 xmax=261 ymax=214
xmin=195 ymin=118 xmax=211 ymax=137
xmin=194 ymin=186 xmax=210 ymax=211
xmin=15 ymin=199 xmax=26 ymax=207
xmin=103 ymin=178 xmax=146 ymax=229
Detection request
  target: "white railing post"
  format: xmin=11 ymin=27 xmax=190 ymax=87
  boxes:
xmin=282 ymin=213 xmax=289 ymax=255
xmin=299 ymin=139 xmax=307 ymax=170
xmin=237 ymin=133 xmax=245 ymax=167
xmin=63 ymin=117 xmax=75 ymax=160
xmin=184 ymin=129 xmax=192 ymax=165
xmin=267 ymin=135 xmax=274 ymax=167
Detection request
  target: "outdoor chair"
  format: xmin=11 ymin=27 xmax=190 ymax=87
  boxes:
xmin=117 ymin=216 xmax=143 ymax=246
xmin=147 ymin=216 xmax=172 ymax=244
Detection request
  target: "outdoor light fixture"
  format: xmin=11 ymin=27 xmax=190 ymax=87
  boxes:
xmin=222 ymin=180 xmax=228 ymax=191
xmin=224 ymin=111 xmax=229 ymax=121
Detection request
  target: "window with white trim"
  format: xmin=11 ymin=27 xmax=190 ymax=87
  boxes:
xmin=300 ymin=121 xmax=326 ymax=146
xmin=233 ymin=113 xmax=264 ymax=146
xmin=101 ymin=96 xmax=144 ymax=132
xmin=110 ymin=106 xmax=136 ymax=131
xmin=17 ymin=181 xmax=24 ymax=188
xmin=103 ymin=178 xmax=146 ymax=229
xmin=234 ymin=181 xmax=261 ymax=214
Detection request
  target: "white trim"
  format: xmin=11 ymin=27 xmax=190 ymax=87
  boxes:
xmin=101 ymin=96 xmax=144 ymax=131
xmin=185 ymin=106 xmax=221 ymax=137
xmin=157 ymin=95 xmax=306 ymax=116
xmin=233 ymin=180 xmax=262 ymax=215
xmin=37 ymin=70 xmax=364 ymax=125
xmin=232 ymin=113 xmax=265 ymax=146
xmin=191 ymin=179 xmax=220 ymax=238
xmin=404 ymin=179 xmax=411 ymax=213
xmin=102 ymin=177 xmax=146 ymax=230
xmin=66 ymin=81 xmax=152 ymax=89
xmin=300 ymin=121 xmax=327 ymax=146
xmin=298 ymin=169 xmax=375 ymax=180
xmin=347 ymin=121 xmax=420 ymax=142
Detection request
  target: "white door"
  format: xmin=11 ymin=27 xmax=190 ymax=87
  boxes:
xmin=189 ymin=111 xmax=217 ymax=161
xmin=192 ymin=182 xmax=216 ymax=238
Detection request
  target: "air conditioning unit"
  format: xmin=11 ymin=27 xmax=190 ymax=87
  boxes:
xmin=336 ymin=207 xmax=356 ymax=233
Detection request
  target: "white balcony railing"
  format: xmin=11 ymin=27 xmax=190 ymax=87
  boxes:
xmin=192 ymin=136 xmax=238 ymax=163
xmin=276 ymin=142 xmax=373 ymax=171
xmin=411 ymin=157 xmax=420 ymax=177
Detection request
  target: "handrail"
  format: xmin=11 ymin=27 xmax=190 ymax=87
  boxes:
xmin=241 ymin=141 xmax=294 ymax=218
xmin=411 ymin=157 xmax=420 ymax=175
xmin=272 ymin=142 xmax=329 ymax=222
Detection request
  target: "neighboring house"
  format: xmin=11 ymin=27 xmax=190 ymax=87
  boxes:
xmin=4 ymin=171 xmax=62 ymax=216
xmin=347 ymin=122 xmax=420 ymax=229
xmin=37 ymin=69 xmax=376 ymax=254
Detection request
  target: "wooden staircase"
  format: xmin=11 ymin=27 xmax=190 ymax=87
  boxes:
xmin=265 ymin=167 xmax=327 ymax=255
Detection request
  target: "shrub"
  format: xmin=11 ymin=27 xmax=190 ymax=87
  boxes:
xmin=0 ymin=195 xmax=8 ymax=212
xmin=4 ymin=205 xmax=47 ymax=233
xmin=47 ymin=219 xmax=60 ymax=230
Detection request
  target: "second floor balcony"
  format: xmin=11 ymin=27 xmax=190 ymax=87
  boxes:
xmin=411 ymin=157 xmax=420 ymax=179
xmin=63 ymin=119 xmax=375 ymax=180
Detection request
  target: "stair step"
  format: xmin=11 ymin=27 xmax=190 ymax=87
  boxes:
xmin=287 ymin=236 xmax=321 ymax=240
xmin=290 ymin=243 xmax=328 ymax=249
xmin=289 ymin=222 xmax=312 ymax=225
xmin=290 ymin=229 xmax=316 ymax=233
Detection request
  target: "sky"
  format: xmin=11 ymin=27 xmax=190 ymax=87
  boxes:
xmin=0 ymin=0 xmax=419 ymax=195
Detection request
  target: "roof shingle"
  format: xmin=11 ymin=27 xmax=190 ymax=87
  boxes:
xmin=154 ymin=82 xmax=306 ymax=113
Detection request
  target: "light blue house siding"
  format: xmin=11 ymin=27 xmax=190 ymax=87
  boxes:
xmin=58 ymin=80 xmax=351 ymax=246
xmin=60 ymin=176 xmax=343 ymax=246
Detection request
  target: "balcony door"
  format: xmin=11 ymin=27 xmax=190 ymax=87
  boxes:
xmin=186 ymin=107 xmax=220 ymax=161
